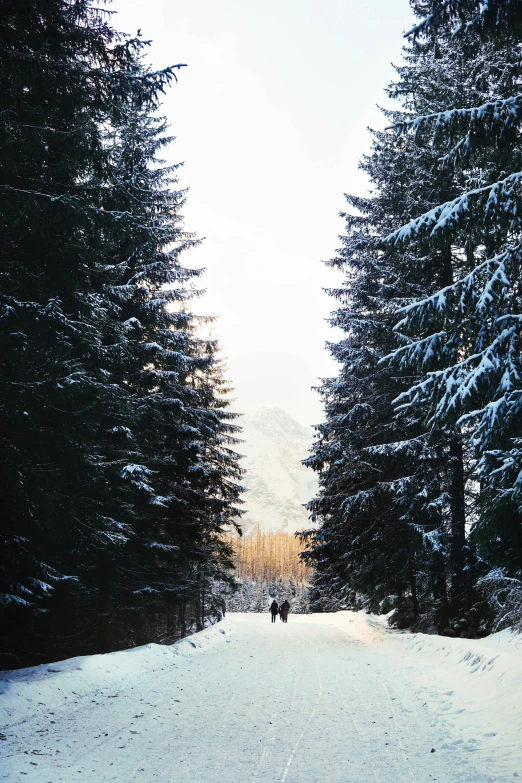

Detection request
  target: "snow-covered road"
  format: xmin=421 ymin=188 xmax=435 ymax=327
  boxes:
xmin=1 ymin=612 xmax=521 ymax=782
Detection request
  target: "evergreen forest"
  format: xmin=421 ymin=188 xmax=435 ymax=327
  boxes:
xmin=3 ymin=0 xmax=522 ymax=674
xmin=302 ymin=0 xmax=522 ymax=637
xmin=0 ymin=0 xmax=243 ymax=668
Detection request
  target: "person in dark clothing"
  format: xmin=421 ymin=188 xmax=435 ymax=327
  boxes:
xmin=269 ymin=600 xmax=279 ymax=623
xmin=280 ymin=599 xmax=290 ymax=623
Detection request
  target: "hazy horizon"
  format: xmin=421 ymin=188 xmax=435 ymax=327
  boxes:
xmin=111 ymin=0 xmax=415 ymax=425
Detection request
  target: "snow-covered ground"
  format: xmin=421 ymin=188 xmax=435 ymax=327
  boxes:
xmin=1 ymin=612 xmax=521 ymax=782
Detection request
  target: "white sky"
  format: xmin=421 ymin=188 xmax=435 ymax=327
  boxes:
xmin=111 ymin=0 xmax=415 ymax=426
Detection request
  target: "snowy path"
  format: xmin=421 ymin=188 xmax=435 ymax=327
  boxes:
xmin=1 ymin=612 xmax=521 ymax=782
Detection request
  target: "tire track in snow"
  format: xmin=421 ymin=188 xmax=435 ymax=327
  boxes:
xmin=249 ymin=667 xmax=291 ymax=783
xmin=363 ymin=665 xmax=415 ymax=781
xmin=251 ymin=624 xmax=323 ymax=783
xmin=331 ymin=622 xmax=416 ymax=781
xmin=280 ymin=657 xmax=323 ymax=783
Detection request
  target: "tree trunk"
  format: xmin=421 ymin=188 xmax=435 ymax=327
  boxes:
xmin=410 ymin=557 xmax=419 ymax=623
xmin=96 ymin=553 xmax=112 ymax=654
xmin=431 ymin=546 xmax=449 ymax=631
xmin=195 ymin=594 xmax=203 ymax=632
xmin=179 ymin=603 xmax=186 ymax=638
xmin=439 ymin=250 xmax=467 ymax=613
xmin=449 ymin=435 xmax=466 ymax=609
xmin=166 ymin=605 xmax=174 ymax=644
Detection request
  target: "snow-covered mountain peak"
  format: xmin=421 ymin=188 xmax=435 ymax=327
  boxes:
xmin=246 ymin=407 xmax=314 ymax=441
xmin=239 ymin=407 xmax=318 ymax=536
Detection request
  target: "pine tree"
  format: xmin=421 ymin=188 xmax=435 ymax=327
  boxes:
xmin=0 ymin=0 xmax=147 ymax=664
xmin=407 ymin=0 xmax=522 ymax=39
xmin=1 ymin=0 xmax=243 ymax=665
xmin=387 ymin=2 xmax=522 ymax=599
xmin=303 ymin=32 xmax=489 ymax=630
xmin=301 ymin=118 xmax=428 ymax=621
xmin=97 ymin=90 xmax=244 ymax=647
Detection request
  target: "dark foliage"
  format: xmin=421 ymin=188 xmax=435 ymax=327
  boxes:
xmin=303 ymin=0 xmax=522 ymax=636
xmin=0 ymin=0 xmax=243 ymax=668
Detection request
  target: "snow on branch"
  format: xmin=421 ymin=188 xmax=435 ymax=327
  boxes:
xmin=447 ymin=329 xmax=515 ymax=406
xmin=147 ymin=542 xmax=180 ymax=552
xmin=382 ymin=331 xmax=447 ymax=369
xmin=121 ymin=463 xmax=156 ymax=494
xmin=121 ymin=463 xmax=153 ymax=478
xmin=365 ymin=436 xmax=425 ymax=457
xmin=387 ymin=94 xmax=522 ymax=136
xmin=390 ymin=325 xmax=518 ymax=421
xmin=391 ymin=248 xmax=514 ymax=326
xmin=387 ymin=172 xmax=522 ymax=245
xmin=403 ymin=13 xmax=437 ymax=39
xmin=403 ymin=1 xmax=515 ymax=40
xmin=419 ymin=527 xmax=446 ymax=553
xmin=479 ymin=568 xmax=522 ymax=632
xmin=387 ymin=95 xmax=522 ymax=166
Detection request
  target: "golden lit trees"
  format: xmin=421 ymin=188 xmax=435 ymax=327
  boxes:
xmin=229 ymin=526 xmax=312 ymax=583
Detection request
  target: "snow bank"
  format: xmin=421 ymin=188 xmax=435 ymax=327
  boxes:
xmin=316 ymin=610 xmax=522 ymax=774
xmin=0 ymin=619 xmax=233 ymax=726
xmin=397 ymin=626 xmax=522 ymax=770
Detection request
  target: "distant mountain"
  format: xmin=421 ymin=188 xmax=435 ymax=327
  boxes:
xmin=238 ymin=407 xmax=318 ymax=535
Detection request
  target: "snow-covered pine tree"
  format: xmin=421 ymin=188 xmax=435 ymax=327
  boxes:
xmin=407 ymin=0 xmax=522 ymax=40
xmin=385 ymin=2 xmax=522 ymax=619
xmin=97 ymin=87 xmax=244 ymax=648
xmin=0 ymin=0 xmax=243 ymax=665
xmin=303 ymin=32 xmax=487 ymax=630
xmin=183 ymin=350 xmax=244 ymax=627
xmin=301 ymin=112 xmax=426 ymax=621
xmin=0 ymin=0 xmax=154 ymax=665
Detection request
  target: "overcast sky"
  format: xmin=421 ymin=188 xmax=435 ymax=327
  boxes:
xmin=111 ymin=0 xmax=415 ymax=426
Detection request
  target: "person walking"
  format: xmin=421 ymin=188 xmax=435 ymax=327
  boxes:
xmin=269 ymin=600 xmax=279 ymax=623
xmin=280 ymin=599 xmax=290 ymax=623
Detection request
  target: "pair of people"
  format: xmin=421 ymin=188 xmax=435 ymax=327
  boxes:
xmin=269 ymin=599 xmax=290 ymax=623
xmin=215 ymin=598 xmax=226 ymax=623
